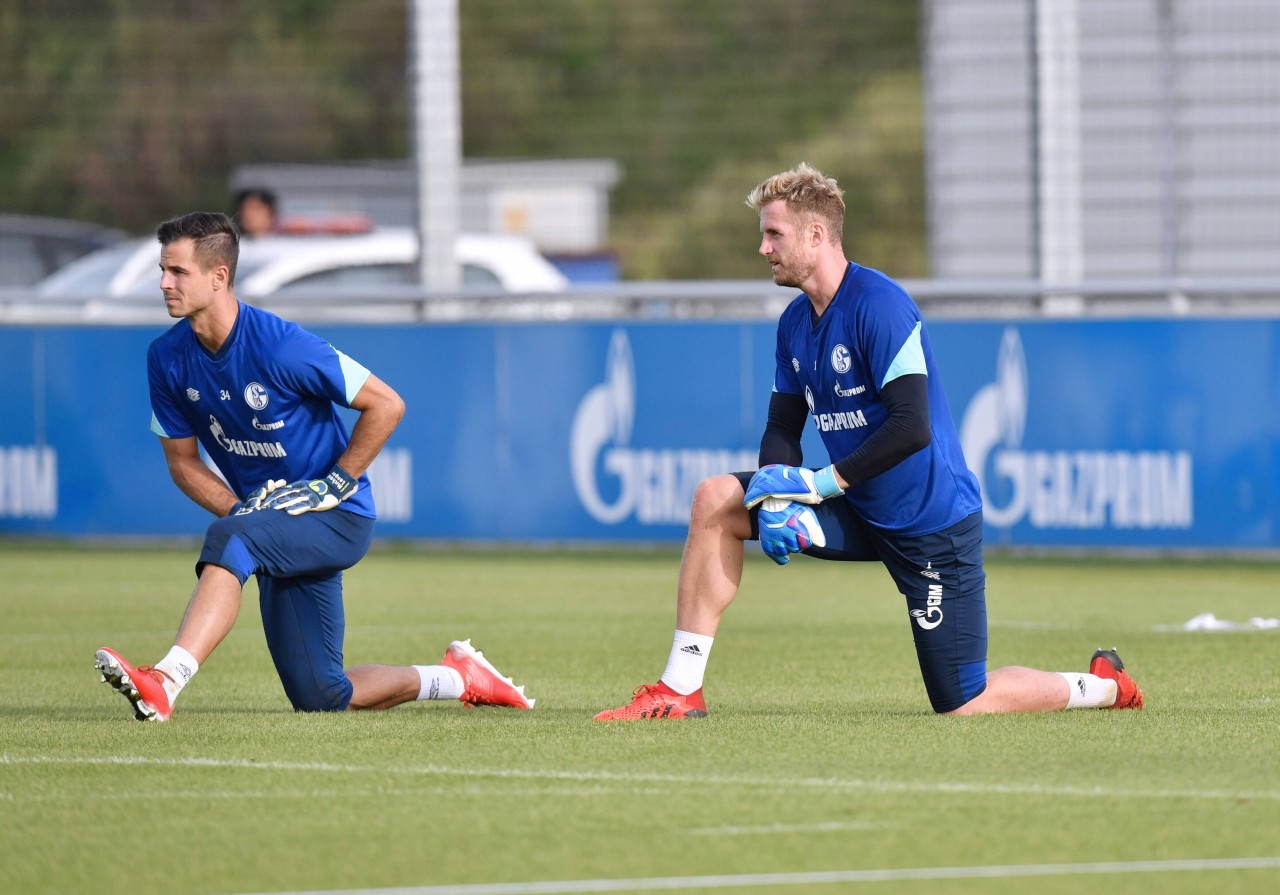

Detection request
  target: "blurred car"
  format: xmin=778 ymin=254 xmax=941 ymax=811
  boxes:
xmin=36 ymin=223 xmax=568 ymax=301
xmin=0 ymin=214 xmax=128 ymax=286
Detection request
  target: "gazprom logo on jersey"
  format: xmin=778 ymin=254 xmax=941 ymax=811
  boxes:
xmin=571 ymin=329 xmax=754 ymax=525
xmin=805 ymin=386 xmax=867 ymax=433
xmin=959 ymin=328 xmax=1192 ymax=531
xmin=208 ymin=415 xmax=287 ymax=459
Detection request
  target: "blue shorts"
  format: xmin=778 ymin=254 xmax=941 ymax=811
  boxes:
xmin=198 ymin=507 xmax=375 ymax=712
xmin=735 ymin=472 xmax=988 ymax=713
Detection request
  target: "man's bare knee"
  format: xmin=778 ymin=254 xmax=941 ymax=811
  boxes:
xmin=689 ymin=475 xmax=751 ymax=536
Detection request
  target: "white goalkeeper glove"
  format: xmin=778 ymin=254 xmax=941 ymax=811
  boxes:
xmin=743 ymin=463 xmax=845 ymax=509
xmin=757 ymin=498 xmax=827 ymax=566
xmin=262 ymin=465 xmax=358 ymax=516
xmin=230 ymin=479 xmax=289 ymax=516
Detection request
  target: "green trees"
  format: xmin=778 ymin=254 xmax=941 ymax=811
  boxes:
xmin=1 ymin=1 xmax=924 ymax=278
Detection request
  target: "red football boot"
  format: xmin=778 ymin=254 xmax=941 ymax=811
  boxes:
xmin=593 ymin=681 xmax=708 ymax=721
xmin=95 ymin=647 xmax=174 ymax=721
xmin=1089 ymin=647 xmax=1144 ymax=710
xmin=441 ymin=639 xmax=534 ymax=709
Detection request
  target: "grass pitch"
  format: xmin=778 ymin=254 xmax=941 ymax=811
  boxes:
xmin=2 ymin=540 xmax=1278 ymax=895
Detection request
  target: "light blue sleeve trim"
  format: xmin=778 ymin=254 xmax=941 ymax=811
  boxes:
xmin=150 ymin=412 xmax=169 ymax=438
xmin=814 ymin=465 xmax=845 ymax=499
xmin=881 ymin=321 xmax=927 ymax=388
xmin=337 ymin=350 xmax=372 ymax=404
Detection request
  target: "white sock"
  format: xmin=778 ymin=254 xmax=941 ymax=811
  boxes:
xmin=660 ymin=630 xmax=714 ymax=695
xmin=1058 ymin=672 xmax=1118 ymax=709
xmin=415 ymin=665 xmax=464 ymax=701
xmin=155 ymin=646 xmax=199 ymax=705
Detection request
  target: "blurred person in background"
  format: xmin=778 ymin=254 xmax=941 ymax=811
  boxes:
xmin=594 ymin=163 xmax=1143 ymax=721
xmin=234 ymin=187 xmax=278 ymax=238
xmin=95 ymin=211 xmax=534 ymax=720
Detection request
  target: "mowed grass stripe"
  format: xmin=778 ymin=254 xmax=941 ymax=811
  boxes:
xmin=5 ymin=754 xmax=1279 ymax=802
xmin=224 ymin=857 xmax=1280 ymax=895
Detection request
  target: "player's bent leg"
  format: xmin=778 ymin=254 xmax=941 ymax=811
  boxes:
xmin=691 ymin=473 xmax=756 ymax=539
xmin=279 ymin=663 xmax=352 ymax=712
xmin=246 ymin=511 xmax=374 ymax=712
xmin=946 ymin=665 xmax=1071 ymax=714
xmin=259 ymin=574 xmax=354 ymax=712
xmin=675 ymin=474 xmax=754 ymax=635
xmin=94 ymin=517 xmax=258 ymax=722
xmin=594 ymin=474 xmax=750 ymax=722
xmin=174 ymin=564 xmax=244 ymax=664
xmin=345 ymin=664 xmax=422 ymax=710
xmin=948 ymin=650 xmax=1145 ymax=714
xmin=346 ymin=642 xmax=535 ymax=711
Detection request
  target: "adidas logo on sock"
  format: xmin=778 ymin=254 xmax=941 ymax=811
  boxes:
xmin=680 ymin=644 xmax=703 ymax=656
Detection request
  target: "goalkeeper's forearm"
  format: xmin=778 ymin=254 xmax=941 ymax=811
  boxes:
xmin=167 ymin=454 xmax=239 ymax=517
xmin=340 ymin=374 xmax=406 ymax=478
xmin=758 ymin=391 xmax=807 ymax=467
xmin=829 ymin=374 xmax=932 ymax=487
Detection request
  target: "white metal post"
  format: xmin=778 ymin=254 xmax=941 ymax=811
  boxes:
xmin=1035 ymin=0 xmax=1084 ymax=302
xmin=408 ymin=0 xmax=462 ymax=291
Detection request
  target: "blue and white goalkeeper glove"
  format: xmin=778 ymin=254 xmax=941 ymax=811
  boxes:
xmin=230 ymin=479 xmax=288 ymax=515
xmin=262 ymin=465 xmax=358 ymax=515
xmin=743 ymin=463 xmax=844 ymax=509
xmin=757 ymin=498 xmax=827 ymax=566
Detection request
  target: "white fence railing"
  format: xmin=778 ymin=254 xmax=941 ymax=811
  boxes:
xmin=6 ymin=277 xmax=1280 ymax=325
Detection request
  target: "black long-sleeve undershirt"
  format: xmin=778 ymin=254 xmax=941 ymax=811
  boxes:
xmin=758 ymin=373 xmax=932 ymax=488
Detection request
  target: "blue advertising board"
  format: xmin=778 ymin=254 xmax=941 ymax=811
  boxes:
xmin=1 ymin=317 xmax=1274 ymax=549
xmin=931 ymin=321 xmax=1268 ymax=548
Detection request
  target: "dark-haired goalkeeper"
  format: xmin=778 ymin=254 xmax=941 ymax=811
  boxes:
xmin=594 ymin=164 xmax=1142 ymax=720
xmin=95 ymin=211 xmax=533 ymax=720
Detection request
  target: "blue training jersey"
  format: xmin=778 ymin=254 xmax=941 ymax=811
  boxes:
xmin=147 ymin=301 xmax=376 ymax=518
xmin=773 ymin=263 xmax=980 ymax=534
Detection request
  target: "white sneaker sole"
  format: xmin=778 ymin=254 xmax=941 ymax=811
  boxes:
xmin=95 ymin=649 xmax=167 ymax=722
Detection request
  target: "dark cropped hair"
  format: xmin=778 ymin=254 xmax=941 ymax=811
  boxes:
xmin=156 ymin=212 xmax=240 ymax=285
xmin=234 ymin=187 xmax=277 ymax=211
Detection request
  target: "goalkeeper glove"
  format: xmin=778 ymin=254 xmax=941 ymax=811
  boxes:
xmin=743 ymin=463 xmax=844 ymax=509
xmin=262 ymin=465 xmax=358 ymax=516
xmin=230 ymin=479 xmax=288 ymax=516
xmin=757 ymin=498 xmax=827 ymax=566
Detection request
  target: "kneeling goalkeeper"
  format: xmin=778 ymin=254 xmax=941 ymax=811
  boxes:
xmin=594 ymin=164 xmax=1142 ymax=720
xmin=95 ymin=211 xmax=533 ymax=720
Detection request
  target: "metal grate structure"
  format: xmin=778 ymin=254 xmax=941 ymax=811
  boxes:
xmin=924 ymin=0 xmax=1280 ymax=280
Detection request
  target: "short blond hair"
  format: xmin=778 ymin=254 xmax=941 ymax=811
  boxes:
xmin=746 ymin=162 xmax=845 ymax=244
